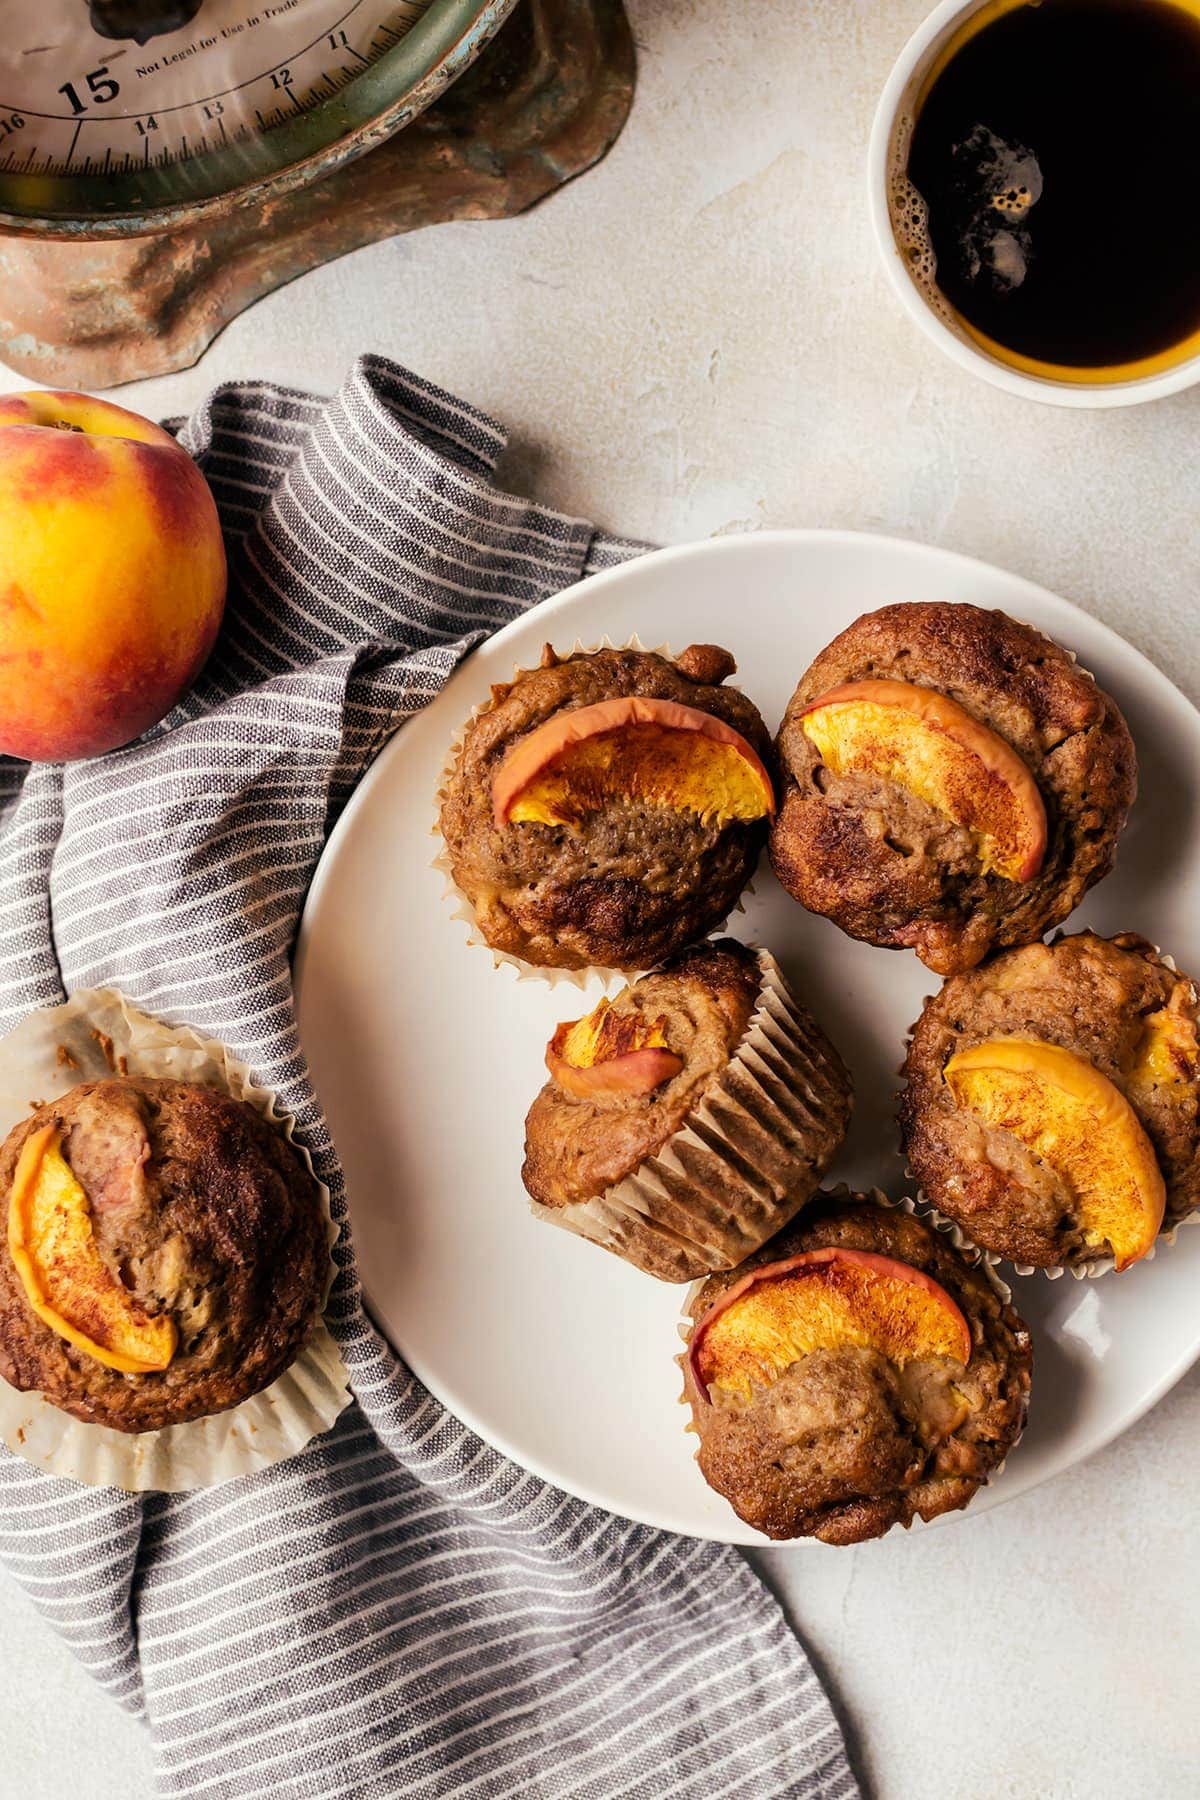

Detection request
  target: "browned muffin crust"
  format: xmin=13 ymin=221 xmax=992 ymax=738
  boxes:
xmin=770 ymin=603 xmax=1136 ymax=975
xmin=523 ymin=941 xmax=763 ymax=1211
xmin=901 ymin=932 xmax=1200 ymax=1268
xmin=681 ymin=1195 xmax=1032 ymax=1544
xmin=438 ymin=643 xmax=774 ymax=971
xmin=0 ymin=1077 xmax=327 ymax=1432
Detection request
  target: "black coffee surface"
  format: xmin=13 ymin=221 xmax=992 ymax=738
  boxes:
xmin=907 ymin=0 xmax=1200 ymax=367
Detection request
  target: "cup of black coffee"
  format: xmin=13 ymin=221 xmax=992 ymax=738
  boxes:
xmin=869 ymin=0 xmax=1200 ymax=405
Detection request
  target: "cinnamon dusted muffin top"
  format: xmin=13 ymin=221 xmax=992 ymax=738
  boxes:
xmin=438 ymin=643 xmax=774 ymax=972
xmin=901 ymin=932 xmax=1200 ymax=1269
xmin=770 ymin=603 xmax=1136 ymax=975
xmin=0 ymin=1077 xmax=328 ymax=1432
xmin=523 ymin=940 xmax=764 ymax=1212
xmin=681 ymin=1194 xmax=1031 ymax=1544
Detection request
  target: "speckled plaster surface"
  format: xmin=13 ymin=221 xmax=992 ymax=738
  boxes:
xmin=1 ymin=2 xmax=1198 ymax=1796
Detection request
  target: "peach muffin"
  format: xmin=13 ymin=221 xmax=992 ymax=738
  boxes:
xmin=438 ymin=643 xmax=775 ymax=972
xmin=0 ymin=1077 xmax=328 ymax=1431
xmin=901 ymin=932 xmax=1200 ymax=1272
xmin=770 ymin=603 xmax=1136 ymax=975
xmin=522 ymin=940 xmax=852 ymax=1280
xmin=681 ymin=1193 xmax=1031 ymax=1544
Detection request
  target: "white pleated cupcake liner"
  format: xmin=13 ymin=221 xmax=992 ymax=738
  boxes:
xmin=530 ymin=948 xmax=851 ymax=1281
xmin=901 ymin=1178 xmax=1200 ymax=1282
xmin=0 ymin=990 xmax=349 ymax=1492
xmin=899 ymin=937 xmax=1199 ymax=1280
xmin=431 ymin=633 xmax=759 ymax=987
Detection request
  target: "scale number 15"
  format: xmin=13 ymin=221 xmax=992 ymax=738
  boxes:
xmin=58 ymin=67 xmax=121 ymax=115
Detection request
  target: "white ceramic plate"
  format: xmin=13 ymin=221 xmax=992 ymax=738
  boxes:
xmin=294 ymin=530 xmax=1200 ymax=1545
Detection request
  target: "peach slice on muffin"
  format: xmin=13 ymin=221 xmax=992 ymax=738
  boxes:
xmin=689 ymin=1246 xmax=972 ymax=1403
xmin=492 ymin=696 xmax=775 ymax=830
xmin=944 ymin=1039 xmax=1165 ymax=1271
xmin=8 ymin=1124 xmax=177 ymax=1375
xmin=799 ymin=679 xmax=1046 ymax=882
xmin=545 ymin=997 xmax=684 ymax=1099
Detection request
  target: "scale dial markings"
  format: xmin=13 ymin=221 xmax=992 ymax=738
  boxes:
xmin=0 ymin=0 xmax=456 ymax=223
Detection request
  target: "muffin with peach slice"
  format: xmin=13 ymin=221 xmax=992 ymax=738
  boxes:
xmin=770 ymin=603 xmax=1136 ymax=975
xmin=437 ymin=642 xmax=775 ymax=972
xmin=522 ymin=940 xmax=852 ymax=1281
xmin=680 ymin=1192 xmax=1031 ymax=1544
xmin=0 ymin=1076 xmax=328 ymax=1432
xmin=901 ymin=931 xmax=1200 ymax=1274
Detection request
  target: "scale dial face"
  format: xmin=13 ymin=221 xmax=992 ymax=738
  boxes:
xmin=0 ymin=0 xmax=504 ymax=230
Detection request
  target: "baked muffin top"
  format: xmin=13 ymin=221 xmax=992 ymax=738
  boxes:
xmin=681 ymin=1194 xmax=1031 ymax=1544
xmin=438 ymin=643 xmax=774 ymax=971
xmin=0 ymin=1077 xmax=328 ymax=1433
xmin=523 ymin=940 xmax=763 ymax=1211
xmin=770 ymin=603 xmax=1136 ymax=975
xmin=901 ymin=932 xmax=1200 ymax=1269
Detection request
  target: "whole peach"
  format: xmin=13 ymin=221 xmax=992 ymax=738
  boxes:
xmin=0 ymin=390 xmax=227 ymax=761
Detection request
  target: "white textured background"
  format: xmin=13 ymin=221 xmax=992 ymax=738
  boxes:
xmin=2 ymin=0 xmax=1198 ymax=1795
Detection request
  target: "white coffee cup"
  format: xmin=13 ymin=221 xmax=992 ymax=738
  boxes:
xmin=867 ymin=0 xmax=1200 ymax=408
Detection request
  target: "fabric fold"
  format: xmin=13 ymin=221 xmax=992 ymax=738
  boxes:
xmin=0 ymin=357 xmax=855 ymax=1800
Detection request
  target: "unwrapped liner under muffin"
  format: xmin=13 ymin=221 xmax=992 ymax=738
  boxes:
xmin=0 ymin=991 xmax=347 ymax=1491
xmin=522 ymin=942 xmax=853 ymax=1281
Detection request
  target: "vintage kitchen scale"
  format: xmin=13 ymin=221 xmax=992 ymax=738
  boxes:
xmin=0 ymin=0 xmax=635 ymax=387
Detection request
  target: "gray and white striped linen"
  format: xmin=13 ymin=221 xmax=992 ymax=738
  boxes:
xmin=0 ymin=357 xmax=855 ymax=1800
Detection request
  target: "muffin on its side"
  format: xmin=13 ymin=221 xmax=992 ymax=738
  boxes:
xmin=770 ymin=603 xmax=1136 ymax=975
xmin=0 ymin=1076 xmax=328 ymax=1432
xmin=438 ymin=642 xmax=775 ymax=972
xmin=522 ymin=940 xmax=852 ymax=1281
xmin=901 ymin=931 xmax=1200 ymax=1273
xmin=680 ymin=1193 xmax=1032 ymax=1544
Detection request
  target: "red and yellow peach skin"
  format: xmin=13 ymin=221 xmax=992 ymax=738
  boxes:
xmin=0 ymin=391 xmax=227 ymax=761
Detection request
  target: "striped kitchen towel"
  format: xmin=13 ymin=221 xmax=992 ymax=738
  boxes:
xmin=0 ymin=355 xmax=856 ymax=1800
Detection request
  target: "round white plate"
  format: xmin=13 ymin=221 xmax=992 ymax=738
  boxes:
xmin=294 ymin=530 xmax=1200 ymax=1545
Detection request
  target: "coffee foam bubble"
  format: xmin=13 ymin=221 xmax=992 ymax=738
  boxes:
xmin=887 ymin=108 xmax=957 ymax=331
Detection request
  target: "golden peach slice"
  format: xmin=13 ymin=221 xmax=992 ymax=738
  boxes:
xmin=944 ymin=1039 xmax=1166 ymax=1271
xmin=492 ymin=696 xmax=775 ymax=830
xmin=1128 ymin=1002 xmax=1200 ymax=1094
xmin=800 ymin=678 xmax=1046 ymax=882
xmin=690 ymin=1247 xmax=972 ymax=1402
xmin=546 ymin=997 xmax=684 ymax=1098
xmin=7 ymin=1124 xmax=176 ymax=1374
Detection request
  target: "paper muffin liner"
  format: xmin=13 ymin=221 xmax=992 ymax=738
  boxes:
xmin=674 ymin=1185 xmax=1026 ymax=1507
xmin=901 ymin=941 xmax=1200 ymax=1280
xmin=530 ymin=948 xmax=851 ymax=1282
xmin=432 ymin=633 xmax=759 ymax=989
xmin=0 ymin=990 xmax=349 ymax=1492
